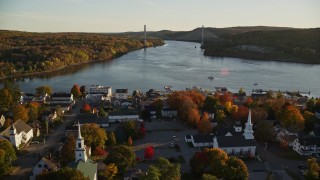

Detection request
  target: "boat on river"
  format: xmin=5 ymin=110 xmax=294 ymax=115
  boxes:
xmin=208 ymin=75 xmax=215 ymax=80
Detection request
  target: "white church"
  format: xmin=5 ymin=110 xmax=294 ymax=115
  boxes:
xmin=186 ymin=109 xmax=256 ymax=157
xmin=69 ymin=122 xmax=97 ymax=180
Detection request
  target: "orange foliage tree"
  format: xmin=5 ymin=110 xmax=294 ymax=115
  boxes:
xmin=280 ymin=105 xmax=304 ymax=132
xmin=232 ymin=105 xmax=249 ymax=123
xmin=197 ymin=112 xmax=213 ymax=134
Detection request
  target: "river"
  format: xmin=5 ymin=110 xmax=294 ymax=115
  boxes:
xmin=4 ymin=40 xmax=320 ymax=97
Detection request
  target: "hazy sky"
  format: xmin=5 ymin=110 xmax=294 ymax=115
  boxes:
xmin=0 ymin=0 xmax=319 ymax=32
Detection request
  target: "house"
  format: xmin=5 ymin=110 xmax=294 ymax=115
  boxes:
xmin=41 ymin=110 xmax=58 ymax=124
xmin=275 ymin=127 xmax=298 ymax=147
xmin=144 ymin=105 xmax=157 ymax=119
xmin=76 ymin=114 xmax=109 ymax=128
xmin=89 ymin=85 xmax=112 ymax=96
xmin=30 ymin=157 xmax=58 ymax=180
xmin=69 ymin=122 xmax=97 ymax=180
xmin=187 ymin=109 xmax=256 ymax=157
xmin=65 ymin=125 xmax=79 ymax=137
xmin=108 ymin=109 xmax=140 ymax=123
xmin=22 ymin=93 xmax=35 ymax=103
xmin=0 ymin=114 xmax=5 ymax=128
xmin=124 ymin=168 xmax=143 ymax=180
xmin=146 ymin=89 xmax=161 ymax=98
xmin=315 ymin=111 xmax=320 ymax=120
xmin=161 ymin=108 xmax=177 ymax=118
xmin=1 ymin=120 xmax=33 ymax=149
xmin=293 ymin=136 xmax=320 ymax=156
xmin=51 ymin=92 xmax=74 ymax=105
xmin=113 ymin=99 xmax=132 ymax=107
xmin=115 ymin=89 xmax=129 ymax=100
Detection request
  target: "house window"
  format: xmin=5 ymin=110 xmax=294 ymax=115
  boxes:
xmin=44 ymin=164 xmax=48 ymax=168
xmin=248 ymin=148 xmax=251 ymax=153
xmin=79 ymin=154 xmax=81 ymax=157
xmin=232 ymin=149 xmax=235 ymax=154
xmin=38 ymin=164 xmax=42 ymax=168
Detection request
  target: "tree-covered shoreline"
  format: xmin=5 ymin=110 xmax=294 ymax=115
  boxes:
xmin=203 ymin=28 xmax=320 ymax=64
xmin=0 ymin=30 xmax=164 ymax=79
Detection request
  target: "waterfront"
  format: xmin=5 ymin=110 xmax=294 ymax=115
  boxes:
xmin=3 ymin=40 xmax=320 ymax=97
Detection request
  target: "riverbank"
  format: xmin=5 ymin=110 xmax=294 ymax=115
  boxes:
xmin=0 ymin=30 xmax=164 ymax=80
xmin=0 ymin=44 xmax=164 ymax=81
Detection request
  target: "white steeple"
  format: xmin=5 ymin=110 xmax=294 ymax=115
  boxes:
xmin=75 ymin=121 xmax=87 ymax=162
xmin=213 ymin=136 xmax=219 ymax=148
xmin=243 ymin=109 xmax=254 ymax=140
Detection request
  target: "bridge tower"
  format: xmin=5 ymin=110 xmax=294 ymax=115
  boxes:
xmin=201 ymin=25 xmax=204 ymax=48
xmin=144 ymin=25 xmax=147 ymax=48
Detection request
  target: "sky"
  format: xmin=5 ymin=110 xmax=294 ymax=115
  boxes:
xmin=0 ymin=0 xmax=319 ymax=32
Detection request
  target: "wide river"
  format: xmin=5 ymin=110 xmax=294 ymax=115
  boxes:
xmin=6 ymin=40 xmax=320 ymax=97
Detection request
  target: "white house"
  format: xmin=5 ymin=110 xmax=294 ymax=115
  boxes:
xmin=1 ymin=120 xmax=33 ymax=149
xmin=293 ymin=136 xmax=320 ymax=156
xmin=108 ymin=110 xmax=139 ymax=123
xmin=89 ymin=85 xmax=112 ymax=95
xmin=161 ymin=108 xmax=177 ymax=118
xmin=115 ymin=89 xmax=129 ymax=100
xmin=187 ymin=109 xmax=256 ymax=157
xmin=69 ymin=122 xmax=97 ymax=180
xmin=30 ymin=157 xmax=58 ymax=180
xmin=50 ymin=93 xmax=74 ymax=105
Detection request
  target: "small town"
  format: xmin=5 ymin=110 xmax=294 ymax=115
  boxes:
xmin=0 ymin=83 xmax=319 ymax=180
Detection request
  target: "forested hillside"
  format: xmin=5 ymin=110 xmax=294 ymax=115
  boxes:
xmin=0 ymin=30 xmax=164 ymax=79
xmin=203 ymin=28 xmax=320 ymax=64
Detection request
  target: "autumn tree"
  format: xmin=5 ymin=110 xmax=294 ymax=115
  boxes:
xmin=152 ymin=99 xmax=164 ymax=118
xmin=144 ymin=146 xmax=154 ymax=159
xmin=203 ymin=96 xmax=220 ymax=113
xmin=122 ymin=120 xmax=139 ymax=139
xmin=102 ymin=163 xmax=118 ymax=180
xmin=190 ymin=148 xmax=248 ymax=179
xmin=197 ymin=112 xmax=213 ymax=134
xmin=254 ymin=120 xmax=276 ymax=142
xmin=202 ymin=174 xmax=218 ymax=180
xmin=81 ymin=123 xmax=107 ymax=148
xmin=83 ymin=103 xmax=91 ymax=113
xmin=305 ymin=157 xmax=320 ymax=179
xmin=36 ymin=167 xmax=89 ymax=180
xmin=232 ymin=105 xmax=249 ymax=123
xmin=0 ymin=140 xmax=17 ymax=173
xmin=106 ymin=131 xmax=117 ymax=146
xmin=225 ymin=156 xmax=249 ymax=180
xmin=187 ymin=108 xmax=200 ymax=127
xmin=60 ymin=136 xmax=75 ymax=166
xmin=70 ymin=84 xmax=82 ymax=98
xmin=127 ymin=136 xmax=133 ymax=146
xmin=244 ymin=97 xmax=253 ymax=108
xmin=215 ymin=110 xmax=226 ymax=125
xmin=104 ymin=145 xmax=135 ymax=173
xmin=0 ymin=88 xmax=13 ymax=112
xmin=143 ymin=157 xmax=180 ymax=180
xmin=280 ymin=105 xmax=304 ymax=132
xmin=36 ymin=86 xmax=53 ymax=96
xmin=27 ymin=102 xmax=39 ymax=122
xmin=13 ymin=104 xmax=29 ymax=122
xmin=303 ymin=111 xmax=316 ymax=132
xmin=98 ymin=108 xmax=107 ymax=117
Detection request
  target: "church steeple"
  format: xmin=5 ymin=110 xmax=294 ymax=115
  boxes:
xmin=243 ymin=109 xmax=254 ymax=140
xmin=75 ymin=121 xmax=87 ymax=162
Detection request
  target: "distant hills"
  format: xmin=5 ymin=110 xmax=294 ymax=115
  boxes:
xmin=118 ymin=26 xmax=320 ymax=64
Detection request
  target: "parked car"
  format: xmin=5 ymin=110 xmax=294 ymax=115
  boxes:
xmin=30 ymin=141 xmax=40 ymax=144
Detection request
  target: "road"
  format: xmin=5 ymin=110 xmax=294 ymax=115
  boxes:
xmin=6 ymin=100 xmax=83 ymax=180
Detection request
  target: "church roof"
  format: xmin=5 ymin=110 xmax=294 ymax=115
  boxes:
xmin=217 ymin=135 xmax=256 ymax=147
xmin=69 ymin=159 xmax=97 ymax=180
xmin=192 ymin=134 xmax=214 ymax=143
